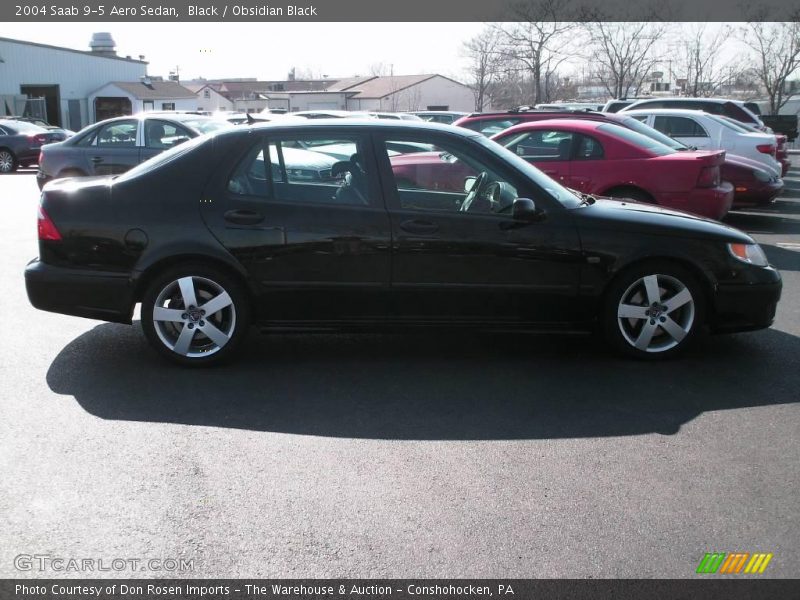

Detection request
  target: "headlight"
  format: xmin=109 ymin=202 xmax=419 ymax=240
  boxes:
xmin=752 ymin=169 xmax=772 ymax=183
xmin=728 ymin=243 xmax=769 ymax=267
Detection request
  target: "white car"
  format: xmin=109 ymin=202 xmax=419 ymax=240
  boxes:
xmin=622 ymin=109 xmax=782 ymax=176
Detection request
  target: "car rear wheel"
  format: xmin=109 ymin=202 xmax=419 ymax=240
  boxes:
xmin=141 ymin=265 xmax=250 ymax=366
xmin=0 ymin=149 xmax=17 ymax=173
xmin=604 ymin=262 xmax=704 ymax=359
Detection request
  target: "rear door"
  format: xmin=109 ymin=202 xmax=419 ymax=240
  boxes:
xmin=200 ymin=128 xmax=392 ymax=324
xmin=652 ymin=115 xmax=712 ymax=149
xmin=86 ymin=119 xmax=141 ymax=175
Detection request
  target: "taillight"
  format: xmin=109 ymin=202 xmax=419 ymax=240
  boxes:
xmin=37 ymin=206 xmax=62 ymax=241
xmin=29 ymin=133 xmax=47 ymax=144
xmin=756 ymin=144 xmax=776 ymax=156
xmin=697 ymin=165 xmax=720 ymax=188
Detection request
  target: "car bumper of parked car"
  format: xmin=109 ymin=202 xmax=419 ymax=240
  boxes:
xmin=36 ymin=170 xmax=51 ymax=190
xmin=679 ymin=182 xmax=734 ymax=220
xmin=710 ymin=269 xmax=782 ymax=333
xmin=732 ymin=179 xmax=784 ymax=207
xmin=780 ymin=158 xmax=791 ymax=178
xmin=25 ymin=258 xmax=134 ymax=324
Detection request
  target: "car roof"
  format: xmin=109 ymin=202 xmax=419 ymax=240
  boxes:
xmin=497 ymin=118 xmax=607 ymax=133
xmin=623 ymin=108 xmax=714 ymax=117
xmin=218 ymin=118 xmax=483 ymax=138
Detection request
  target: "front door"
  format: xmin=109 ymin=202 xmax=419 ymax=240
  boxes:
xmin=375 ymin=131 xmax=583 ymax=325
xmin=200 ymin=129 xmax=392 ymax=324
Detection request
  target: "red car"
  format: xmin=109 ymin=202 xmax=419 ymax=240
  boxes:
xmin=491 ymin=119 xmax=733 ymax=219
xmin=454 ymin=110 xmax=782 ymax=207
xmin=776 ymin=134 xmax=790 ymax=177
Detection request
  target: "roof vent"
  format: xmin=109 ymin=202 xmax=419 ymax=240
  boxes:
xmin=89 ymin=32 xmax=117 ymax=56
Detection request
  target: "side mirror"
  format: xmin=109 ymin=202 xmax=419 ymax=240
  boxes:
xmin=512 ymin=197 xmax=545 ymax=222
xmin=464 ymin=176 xmax=477 ymax=193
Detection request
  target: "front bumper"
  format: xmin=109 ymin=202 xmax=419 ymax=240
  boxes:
xmin=25 ymin=258 xmax=134 ymax=324
xmin=709 ymin=267 xmax=782 ymax=333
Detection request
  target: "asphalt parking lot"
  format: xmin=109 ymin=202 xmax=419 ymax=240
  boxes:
xmin=1 ymin=164 xmax=798 ymax=579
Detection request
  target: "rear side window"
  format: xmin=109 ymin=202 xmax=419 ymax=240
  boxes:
xmin=575 ymin=135 xmax=604 ymax=159
xmin=227 ymin=134 xmax=373 ymax=206
xmin=500 ymin=130 xmax=574 ymax=161
xmin=653 ymin=116 xmax=709 ymax=138
xmin=724 ymin=102 xmax=759 ymax=125
xmin=144 ymin=120 xmax=192 ymax=149
xmin=596 ymin=123 xmax=675 ymax=156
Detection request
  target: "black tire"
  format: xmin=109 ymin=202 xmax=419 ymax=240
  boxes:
xmin=0 ymin=149 xmax=17 ymax=173
xmin=603 ymin=261 xmax=705 ymax=360
xmin=141 ymin=263 xmax=251 ymax=366
xmin=606 ymin=187 xmax=653 ymax=203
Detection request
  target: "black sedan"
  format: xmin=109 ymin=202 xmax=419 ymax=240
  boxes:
xmin=25 ymin=120 xmax=782 ymax=365
xmin=36 ymin=113 xmax=231 ymax=189
xmin=0 ymin=119 xmax=62 ymax=173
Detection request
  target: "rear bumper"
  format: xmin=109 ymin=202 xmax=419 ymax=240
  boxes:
xmin=36 ymin=169 xmax=51 ymax=190
xmin=682 ymin=182 xmax=734 ymax=220
xmin=709 ymin=268 xmax=782 ymax=333
xmin=25 ymin=258 xmax=134 ymax=324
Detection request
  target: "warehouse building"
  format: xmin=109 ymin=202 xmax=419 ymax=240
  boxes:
xmin=0 ymin=33 xmax=147 ymax=130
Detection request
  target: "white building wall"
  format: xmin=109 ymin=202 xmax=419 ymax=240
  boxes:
xmin=196 ymin=88 xmax=234 ymax=112
xmin=88 ymin=83 xmax=197 ymax=120
xmin=345 ymin=76 xmax=474 ymax=112
xmin=0 ymin=38 xmax=146 ymax=128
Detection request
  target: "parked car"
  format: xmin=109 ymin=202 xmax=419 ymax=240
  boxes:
xmin=490 ymin=119 xmax=734 ymax=219
xmin=622 ymin=109 xmax=782 ymax=176
xmin=410 ymin=111 xmax=468 ymax=124
xmin=25 ymin=120 xmax=781 ymax=365
xmin=601 ymin=98 xmax=651 ymax=113
xmin=620 ymin=98 xmax=765 ymax=129
xmin=450 ymin=108 xmax=782 ymax=207
xmin=0 ymin=119 xmax=62 ymax=173
xmin=37 ymin=113 xmax=232 ymax=189
xmin=5 ymin=116 xmax=74 ymax=140
xmin=760 ymin=114 xmax=798 ymax=142
xmin=369 ymin=112 xmax=423 ymax=121
xmin=535 ymin=102 xmax=605 ymax=111
xmin=718 ymin=116 xmax=791 ymax=178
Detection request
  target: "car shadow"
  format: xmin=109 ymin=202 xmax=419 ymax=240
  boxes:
xmin=761 ymin=243 xmax=800 ymax=272
xmin=725 ymin=211 xmax=800 ymax=235
xmin=46 ymin=323 xmax=800 ymax=440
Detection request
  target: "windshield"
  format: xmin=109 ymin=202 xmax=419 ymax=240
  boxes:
xmin=619 ymin=116 xmax=687 ymax=150
xmin=597 ymin=123 xmax=676 ymax=156
xmin=476 ymin=135 xmax=580 ymax=208
xmin=117 ymin=134 xmax=210 ymax=181
xmin=180 ymin=118 xmax=232 ymax=134
xmin=707 ymin=114 xmax=750 ymax=133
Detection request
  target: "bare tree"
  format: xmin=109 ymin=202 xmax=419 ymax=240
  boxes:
xmin=739 ymin=20 xmax=800 ymax=113
xmin=495 ymin=0 xmax=582 ymax=105
xmin=584 ymin=21 xmax=667 ymax=99
xmin=677 ymin=24 xmax=732 ymax=97
xmin=369 ymin=62 xmax=392 ymax=77
xmin=462 ymin=26 xmax=503 ymax=111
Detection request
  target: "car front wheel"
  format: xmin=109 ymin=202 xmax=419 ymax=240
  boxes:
xmin=604 ymin=262 xmax=704 ymax=359
xmin=141 ymin=265 xmax=251 ymax=366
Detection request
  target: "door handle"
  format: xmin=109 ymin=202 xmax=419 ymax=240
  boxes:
xmin=224 ymin=209 xmax=265 ymax=225
xmin=90 ymin=156 xmax=104 ymax=164
xmin=399 ymin=219 xmax=439 ymax=235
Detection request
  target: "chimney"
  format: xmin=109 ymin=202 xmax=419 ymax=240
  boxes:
xmin=89 ymin=32 xmax=117 ymax=57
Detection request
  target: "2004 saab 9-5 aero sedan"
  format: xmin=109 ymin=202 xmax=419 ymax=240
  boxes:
xmin=25 ymin=120 xmax=782 ymax=366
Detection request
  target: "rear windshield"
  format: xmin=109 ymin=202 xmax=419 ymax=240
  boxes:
xmin=707 ymin=114 xmax=750 ymax=133
xmin=117 ymin=134 xmax=210 ymax=181
xmin=2 ymin=121 xmax=46 ymax=134
xmin=596 ymin=123 xmax=676 ymax=156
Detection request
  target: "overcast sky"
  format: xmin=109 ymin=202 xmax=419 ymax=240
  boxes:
xmin=3 ymin=22 xmax=487 ymax=81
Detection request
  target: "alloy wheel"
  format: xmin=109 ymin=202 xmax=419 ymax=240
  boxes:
xmin=616 ymin=273 xmax=695 ymax=353
xmin=151 ymin=275 xmax=237 ymax=358
xmin=0 ymin=151 xmax=14 ymax=173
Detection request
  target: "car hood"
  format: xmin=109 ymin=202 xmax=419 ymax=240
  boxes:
xmin=573 ymin=197 xmax=752 ymax=244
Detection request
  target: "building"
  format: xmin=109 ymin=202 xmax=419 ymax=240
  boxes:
xmin=87 ymin=79 xmax=198 ymax=121
xmin=0 ymin=33 xmax=147 ymax=130
xmin=336 ymin=74 xmax=474 ymax=112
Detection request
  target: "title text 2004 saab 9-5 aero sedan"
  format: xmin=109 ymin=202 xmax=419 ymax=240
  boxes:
xmin=25 ymin=121 xmax=782 ymax=366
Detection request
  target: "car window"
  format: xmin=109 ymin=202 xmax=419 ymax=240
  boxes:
xmin=96 ymin=120 xmax=137 ymax=147
xmin=228 ymin=134 xmax=372 ymax=206
xmin=462 ymin=118 xmax=521 ymax=137
xmin=500 ymin=130 xmax=575 ymax=161
xmin=181 ymin=118 xmax=232 ymax=134
xmin=707 ymin=114 xmax=750 ymax=133
xmin=653 ymin=116 xmax=709 ymax=138
xmin=144 ymin=120 xmax=192 ymax=149
xmin=0 ymin=125 xmax=10 ymax=135
xmin=619 ymin=116 xmax=687 ymax=150
xmin=575 ymin=135 xmax=604 ymax=159
xmin=382 ymin=135 xmax=519 ymax=215
xmin=117 ymin=134 xmax=210 ymax=181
